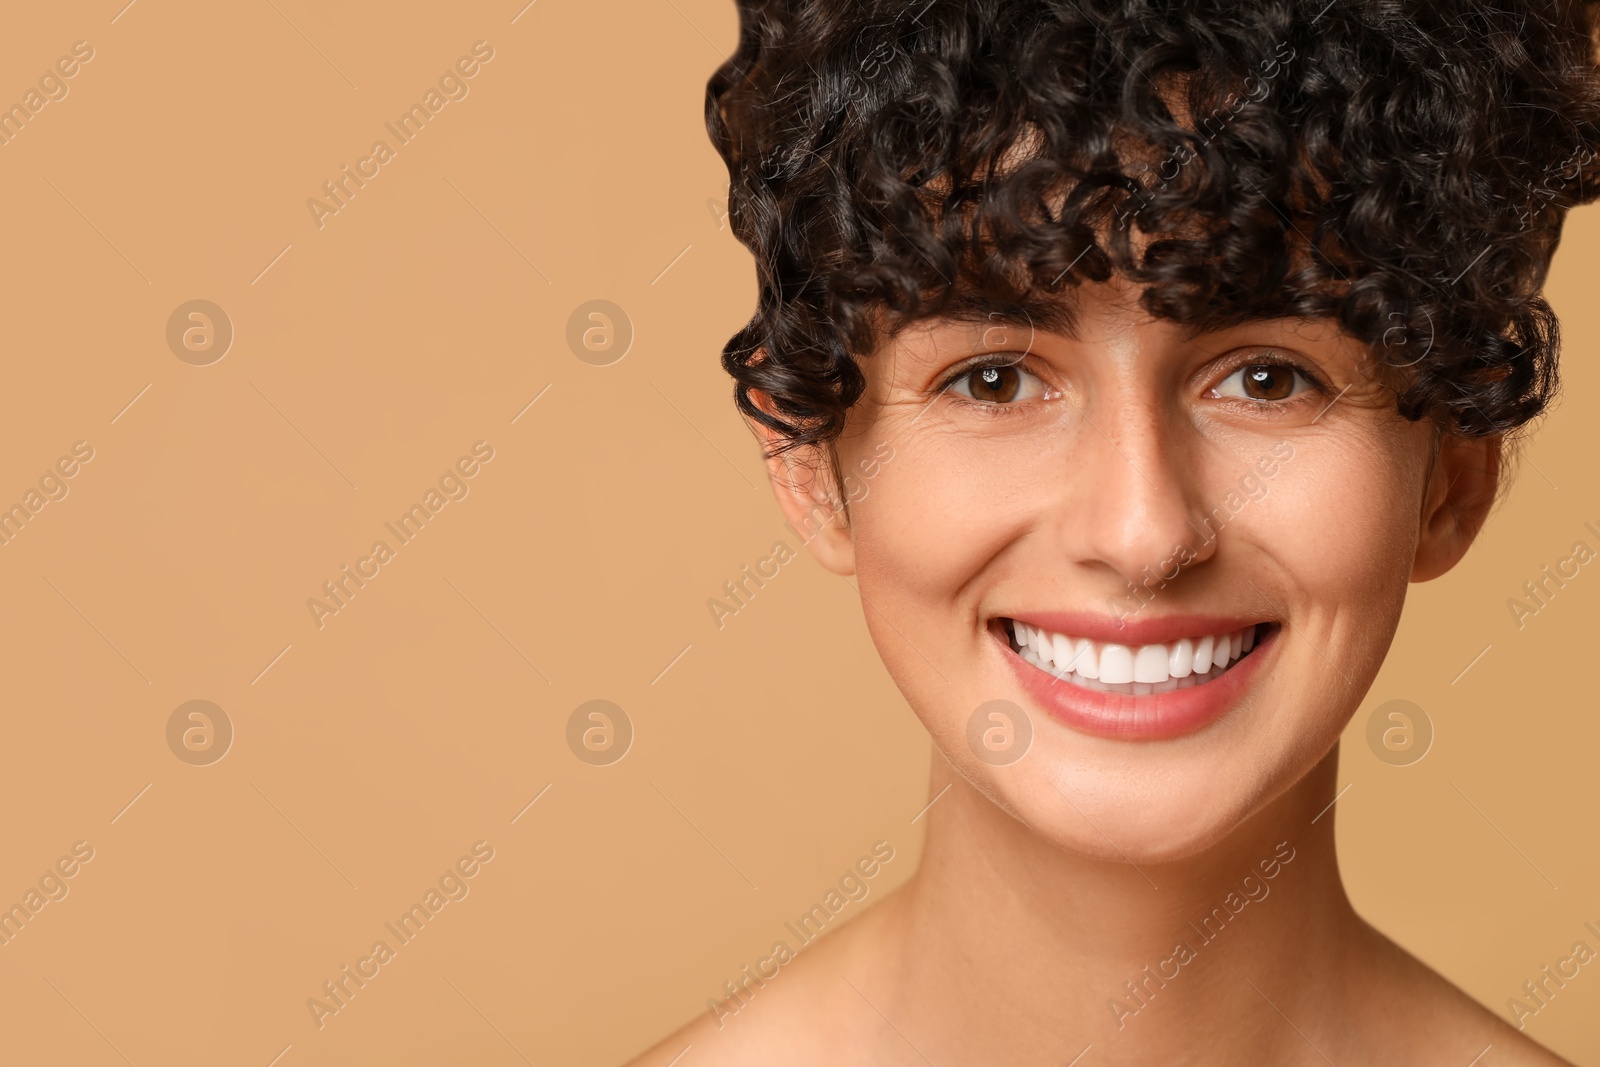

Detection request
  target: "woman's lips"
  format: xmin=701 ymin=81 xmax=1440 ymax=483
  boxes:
xmin=992 ymin=616 xmax=1278 ymax=740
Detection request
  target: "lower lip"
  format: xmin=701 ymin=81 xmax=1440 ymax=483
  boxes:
xmin=995 ymin=623 xmax=1277 ymax=741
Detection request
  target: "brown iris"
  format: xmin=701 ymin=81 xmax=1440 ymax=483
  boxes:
xmin=1240 ymin=364 xmax=1295 ymax=401
xmin=964 ymin=364 xmax=1022 ymax=403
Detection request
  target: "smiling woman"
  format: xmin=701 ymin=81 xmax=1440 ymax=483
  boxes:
xmin=630 ymin=0 xmax=1600 ymax=1063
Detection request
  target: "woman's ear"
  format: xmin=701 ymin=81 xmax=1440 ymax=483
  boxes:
xmin=745 ymin=388 xmax=857 ymax=576
xmin=1412 ymin=432 xmax=1501 ymax=583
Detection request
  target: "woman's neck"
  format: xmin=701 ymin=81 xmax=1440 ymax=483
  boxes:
xmin=867 ymin=746 xmax=1359 ymax=1064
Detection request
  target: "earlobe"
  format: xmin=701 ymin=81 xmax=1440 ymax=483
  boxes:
xmin=745 ymin=390 xmax=857 ymax=577
xmin=1412 ymin=433 xmax=1500 ymax=583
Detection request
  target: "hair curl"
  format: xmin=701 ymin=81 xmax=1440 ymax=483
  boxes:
xmin=705 ymin=0 xmax=1600 ymax=457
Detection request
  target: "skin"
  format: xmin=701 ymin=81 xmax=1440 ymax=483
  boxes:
xmin=627 ymin=278 xmax=1568 ymax=1066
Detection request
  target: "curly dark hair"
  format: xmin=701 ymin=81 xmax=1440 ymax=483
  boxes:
xmin=705 ymin=0 xmax=1600 ymax=457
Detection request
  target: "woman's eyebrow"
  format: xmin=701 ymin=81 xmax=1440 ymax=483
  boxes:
xmin=902 ymin=291 xmax=1316 ymax=344
xmin=920 ymin=291 xmax=1081 ymax=339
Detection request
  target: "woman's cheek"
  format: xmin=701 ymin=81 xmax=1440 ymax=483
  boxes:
xmin=1269 ymin=436 xmax=1426 ymax=629
xmin=850 ymin=444 xmax=1013 ymax=600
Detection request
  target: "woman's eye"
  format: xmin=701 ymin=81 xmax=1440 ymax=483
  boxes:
xmin=1212 ymin=362 xmax=1315 ymax=402
xmin=946 ymin=363 xmax=1046 ymax=404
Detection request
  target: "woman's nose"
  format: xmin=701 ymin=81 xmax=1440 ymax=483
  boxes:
xmin=1055 ymin=394 xmax=1216 ymax=588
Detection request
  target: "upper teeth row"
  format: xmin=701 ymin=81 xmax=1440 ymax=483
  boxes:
xmin=1011 ymin=621 xmax=1256 ymax=685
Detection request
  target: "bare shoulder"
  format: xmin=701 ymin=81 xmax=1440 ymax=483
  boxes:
xmin=1346 ymin=919 xmax=1575 ymax=1067
xmin=621 ymin=887 xmax=909 ymax=1067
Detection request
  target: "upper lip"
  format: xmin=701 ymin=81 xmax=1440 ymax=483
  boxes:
xmin=998 ymin=611 xmax=1272 ymax=646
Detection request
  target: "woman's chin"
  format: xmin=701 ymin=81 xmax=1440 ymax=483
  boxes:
xmin=1045 ymin=799 xmax=1252 ymax=865
xmin=960 ymin=758 xmax=1296 ymax=867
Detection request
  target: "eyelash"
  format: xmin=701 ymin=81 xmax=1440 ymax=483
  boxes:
xmin=934 ymin=354 xmax=1048 ymax=417
xmin=935 ymin=351 xmax=1330 ymax=413
xmin=1209 ymin=352 xmax=1329 ymax=404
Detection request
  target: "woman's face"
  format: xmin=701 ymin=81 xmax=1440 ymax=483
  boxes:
xmin=783 ymin=279 xmax=1492 ymax=862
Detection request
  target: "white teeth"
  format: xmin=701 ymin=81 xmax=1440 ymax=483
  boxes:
xmin=1008 ymin=621 xmax=1263 ymax=696
xmin=1169 ymin=637 xmax=1194 ymax=679
xmin=1099 ymin=644 xmax=1134 ymax=685
xmin=1051 ymin=632 xmax=1075 ymax=672
xmin=1074 ymin=637 xmax=1098 ymax=679
xmin=1133 ymin=644 xmax=1168 ymax=684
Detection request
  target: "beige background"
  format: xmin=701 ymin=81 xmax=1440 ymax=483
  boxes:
xmin=0 ymin=1 xmax=1594 ymax=1063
